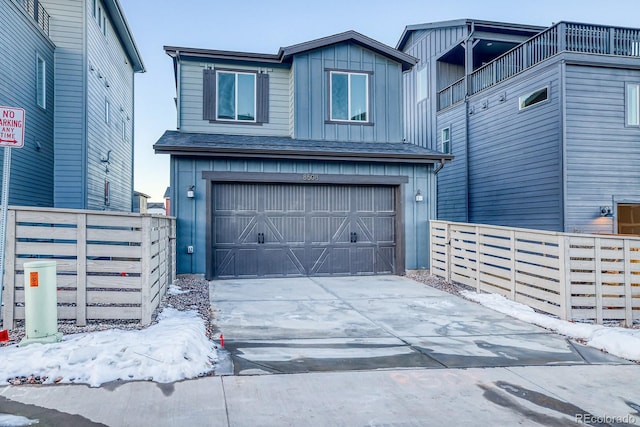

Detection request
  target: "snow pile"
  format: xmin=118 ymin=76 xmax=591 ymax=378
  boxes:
xmin=461 ymin=291 xmax=640 ymax=361
xmin=0 ymin=414 xmax=39 ymax=427
xmin=168 ymin=284 xmax=190 ymax=295
xmin=0 ymin=308 xmax=217 ymax=387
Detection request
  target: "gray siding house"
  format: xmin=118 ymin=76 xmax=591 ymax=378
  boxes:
xmin=0 ymin=0 xmax=144 ymax=211
xmin=155 ymin=32 xmax=452 ymax=278
xmin=399 ymin=19 xmax=640 ymax=235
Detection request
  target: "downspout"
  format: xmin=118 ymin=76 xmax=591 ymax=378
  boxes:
xmin=175 ymin=51 xmax=181 ymax=130
xmin=434 ymin=159 xmax=446 ymax=175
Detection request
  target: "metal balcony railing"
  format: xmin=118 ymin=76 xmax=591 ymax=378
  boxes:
xmin=437 ymin=22 xmax=640 ymax=111
xmin=20 ymin=0 xmax=50 ymax=36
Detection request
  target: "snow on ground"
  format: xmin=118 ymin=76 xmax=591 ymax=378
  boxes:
xmin=168 ymin=283 xmax=190 ymax=295
xmin=0 ymin=308 xmax=218 ymax=387
xmin=0 ymin=414 xmax=39 ymax=427
xmin=461 ymin=290 xmax=640 ymax=362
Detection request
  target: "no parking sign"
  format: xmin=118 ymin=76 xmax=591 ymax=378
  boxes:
xmin=0 ymin=106 xmax=25 ymax=148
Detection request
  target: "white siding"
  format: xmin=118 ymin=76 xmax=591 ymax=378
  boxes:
xmin=179 ymin=61 xmax=291 ymax=136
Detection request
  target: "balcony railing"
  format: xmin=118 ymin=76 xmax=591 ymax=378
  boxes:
xmin=20 ymin=0 xmax=50 ymax=36
xmin=437 ymin=22 xmax=640 ymax=111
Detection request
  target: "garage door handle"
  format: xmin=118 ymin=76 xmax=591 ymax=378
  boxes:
xmin=350 ymin=232 xmax=357 ymax=243
xmin=258 ymin=233 xmax=265 ymax=244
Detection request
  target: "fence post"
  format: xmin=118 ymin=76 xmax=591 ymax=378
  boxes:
xmin=2 ymin=209 xmax=16 ymax=329
xmin=140 ymin=216 xmax=152 ymax=325
xmin=510 ymin=230 xmax=516 ymax=301
xmin=475 ymin=226 xmax=481 ymax=293
xmin=75 ymin=213 xmax=87 ymax=326
xmin=558 ymin=23 xmax=567 ymax=51
xmin=623 ymin=239 xmax=632 ymax=326
xmin=445 ymin=223 xmax=452 ymax=283
xmin=594 ymin=237 xmax=603 ymax=324
xmin=558 ymin=235 xmax=572 ymax=321
xmin=170 ymin=218 xmax=176 ymax=284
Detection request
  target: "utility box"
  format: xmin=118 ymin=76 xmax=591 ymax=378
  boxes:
xmin=19 ymin=261 xmax=63 ymax=346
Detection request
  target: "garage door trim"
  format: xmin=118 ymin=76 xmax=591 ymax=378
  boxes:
xmin=203 ymin=172 xmax=407 ymax=279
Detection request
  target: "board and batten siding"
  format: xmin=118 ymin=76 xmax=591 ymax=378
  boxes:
xmin=41 ymin=0 xmax=87 ymax=209
xmin=465 ymin=61 xmax=563 ymax=231
xmin=179 ymin=60 xmax=291 ymax=137
xmin=402 ymin=25 xmax=467 ymax=149
xmin=564 ymin=64 xmax=640 ymax=234
xmin=85 ymin=0 xmax=135 ymax=211
xmin=170 ymin=157 xmax=434 ymax=275
xmin=436 ymin=105 xmax=467 ymax=222
xmin=0 ymin=0 xmax=55 ymax=207
xmin=292 ymin=43 xmax=404 ymax=143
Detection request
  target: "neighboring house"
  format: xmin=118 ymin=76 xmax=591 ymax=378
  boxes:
xmin=399 ymin=19 xmax=640 ymax=234
xmin=154 ymin=31 xmax=452 ymax=278
xmin=0 ymin=0 xmax=144 ymax=211
xmin=147 ymin=202 xmax=166 ymax=215
xmin=132 ymin=191 xmax=150 ymax=213
xmin=163 ymin=186 xmax=170 ymax=216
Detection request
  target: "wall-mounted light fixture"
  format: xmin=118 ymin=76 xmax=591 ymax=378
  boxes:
xmin=415 ymin=189 xmax=424 ymax=202
xmin=187 ymin=185 xmax=195 ymax=199
xmin=599 ymin=206 xmax=613 ymax=217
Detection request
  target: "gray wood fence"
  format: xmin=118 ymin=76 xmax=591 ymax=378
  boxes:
xmin=2 ymin=207 xmax=176 ymax=327
xmin=430 ymin=220 xmax=640 ymax=325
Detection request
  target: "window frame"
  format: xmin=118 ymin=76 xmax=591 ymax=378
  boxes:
xmin=416 ymin=65 xmax=428 ymax=103
xmin=36 ymin=54 xmax=46 ymax=109
xmin=518 ymin=86 xmax=549 ymax=111
xmin=328 ymin=70 xmax=371 ymax=124
xmin=215 ymin=70 xmax=257 ymax=123
xmin=441 ymin=127 xmax=451 ymax=154
xmin=104 ymin=99 xmax=110 ymax=124
xmin=626 ymin=83 xmax=640 ymax=127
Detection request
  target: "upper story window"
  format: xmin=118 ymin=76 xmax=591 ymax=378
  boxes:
xmin=441 ymin=127 xmax=451 ymax=154
xmin=217 ymin=71 xmax=256 ymax=121
xmin=94 ymin=1 xmax=106 ymax=36
xmin=626 ymin=83 xmax=640 ymax=126
xmin=330 ymin=71 xmax=369 ymax=122
xmin=202 ymin=68 xmax=269 ymax=124
xmin=519 ymin=87 xmax=548 ymax=110
xmin=417 ymin=66 xmax=428 ymax=102
xmin=36 ymin=55 xmax=46 ymax=109
xmin=105 ymin=99 xmax=110 ymax=124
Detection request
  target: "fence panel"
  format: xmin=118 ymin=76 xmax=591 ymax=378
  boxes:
xmin=430 ymin=220 xmax=640 ymax=324
xmin=2 ymin=207 xmax=176 ymax=328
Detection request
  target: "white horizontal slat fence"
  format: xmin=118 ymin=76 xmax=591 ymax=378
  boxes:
xmin=2 ymin=207 xmax=176 ymax=328
xmin=430 ymin=220 xmax=640 ymax=325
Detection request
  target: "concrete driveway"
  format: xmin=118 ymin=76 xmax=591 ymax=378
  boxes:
xmin=210 ymin=275 xmax=629 ymax=375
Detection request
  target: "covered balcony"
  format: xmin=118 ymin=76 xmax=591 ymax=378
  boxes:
xmin=438 ymin=22 xmax=640 ymax=111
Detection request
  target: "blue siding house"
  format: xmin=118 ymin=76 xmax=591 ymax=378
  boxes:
xmin=154 ymin=32 xmax=453 ymax=278
xmin=0 ymin=0 xmax=144 ymax=211
xmin=399 ymin=19 xmax=640 ymax=235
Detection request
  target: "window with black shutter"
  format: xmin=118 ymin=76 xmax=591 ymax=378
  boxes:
xmin=202 ymin=69 xmax=269 ymax=124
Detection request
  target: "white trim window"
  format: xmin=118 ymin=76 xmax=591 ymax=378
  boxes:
xmin=441 ymin=127 xmax=451 ymax=154
xmin=519 ymin=86 xmax=548 ymax=110
xmin=626 ymin=83 xmax=640 ymax=126
xmin=216 ymin=71 xmax=256 ymax=122
xmin=36 ymin=55 xmax=46 ymax=109
xmin=417 ymin=66 xmax=428 ymax=102
xmin=105 ymin=99 xmax=110 ymax=124
xmin=330 ymin=71 xmax=369 ymax=122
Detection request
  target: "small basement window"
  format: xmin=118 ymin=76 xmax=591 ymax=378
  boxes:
xmin=519 ymin=87 xmax=548 ymax=110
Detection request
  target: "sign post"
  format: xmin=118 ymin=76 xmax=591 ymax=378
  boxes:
xmin=0 ymin=106 xmax=25 ymax=326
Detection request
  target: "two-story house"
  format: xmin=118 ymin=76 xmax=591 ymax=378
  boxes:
xmin=0 ymin=0 xmax=144 ymax=211
xmin=154 ymin=31 xmax=452 ymax=278
xmin=399 ymin=19 xmax=640 ymax=235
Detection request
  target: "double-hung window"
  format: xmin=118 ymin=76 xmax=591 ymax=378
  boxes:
xmin=626 ymin=83 xmax=640 ymax=126
xmin=217 ymin=71 xmax=256 ymax=122
xmin=330 ymin=71 xmax=369 ymax=122
xmin=441 ymin=127 xmax=451 ymax=154
xmin=36 ymin=55 xmax=46 ymax=109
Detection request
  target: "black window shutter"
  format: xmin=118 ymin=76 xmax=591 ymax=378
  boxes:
xmin=203 ymin=68 xmax=216 ymax=121
xmin=257 ymin=72 xmax=269 ymax=123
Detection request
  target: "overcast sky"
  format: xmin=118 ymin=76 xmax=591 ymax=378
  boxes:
xmin=120 ymin=0 xmax=640 ymax=201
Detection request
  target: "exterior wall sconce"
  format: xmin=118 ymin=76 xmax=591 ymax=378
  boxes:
xmin=599 ymin=206 xmax=613 ymax=217
xmin=187 ymin=185 xmax=195 ymax=199
xmin=415 ymin=189 xmax=424 ymax=202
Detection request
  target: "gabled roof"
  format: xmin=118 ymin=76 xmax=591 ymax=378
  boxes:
xmin=396 ymin=18 xmax=546 ymax=50
xmin=165 ymin=31 xmax=417 ymax=71
xmin=153 ymin=131 xmax=452 ymax=165
xmin=103 ymin=0 xmax=145 ymax=72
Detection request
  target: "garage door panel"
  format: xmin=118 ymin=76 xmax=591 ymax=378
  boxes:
xmin=211 ymin=183 xmax=397 ymax=278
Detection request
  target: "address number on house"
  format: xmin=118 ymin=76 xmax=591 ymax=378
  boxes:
xmin=302 ymin=174 xmax=320 ymax=181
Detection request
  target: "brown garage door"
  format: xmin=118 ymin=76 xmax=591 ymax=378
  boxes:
xmin=211 ymin=183 xmax=396 ymax=278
